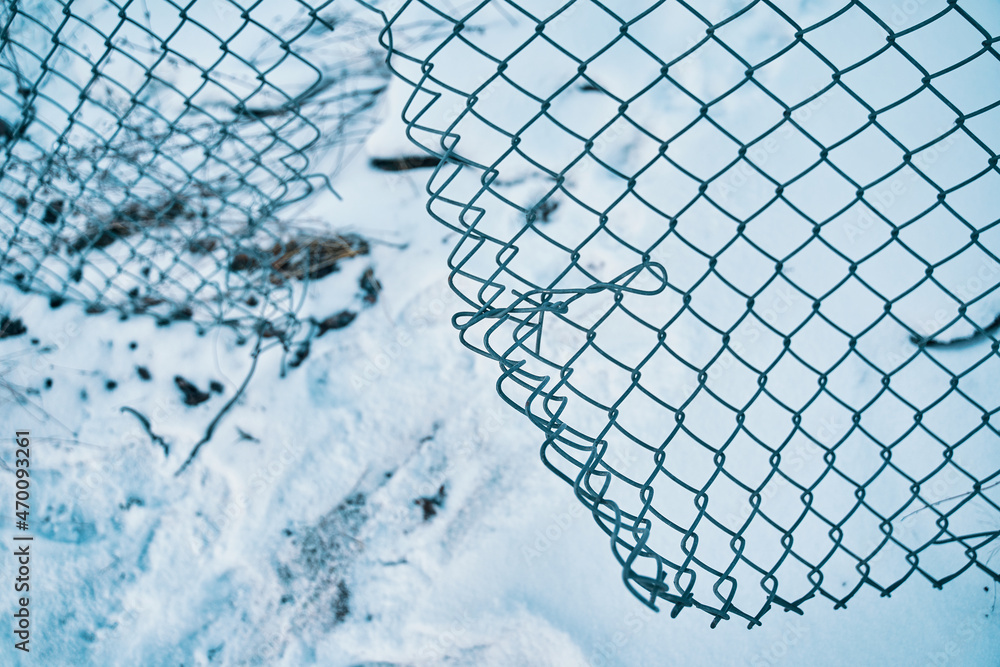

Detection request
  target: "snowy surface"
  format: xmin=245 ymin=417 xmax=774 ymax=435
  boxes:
xmin=381 ymin=0 xmax=1000 ymax=627
xmin=1 ymin=0 xmax=999 ymax=665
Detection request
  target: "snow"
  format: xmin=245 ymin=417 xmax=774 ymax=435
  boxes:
xmin=1 ymin=0 xmax=999 ymax=665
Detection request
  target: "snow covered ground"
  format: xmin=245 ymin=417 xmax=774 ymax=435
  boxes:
xmin=1 ymin=0 xmax=999 ymax=665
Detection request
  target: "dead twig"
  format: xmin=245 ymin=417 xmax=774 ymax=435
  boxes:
xmin=120 ymin=406 xmax=169 ymax=456
xmin=175 ymin=335 xmax=262 ymax=476
xmin=911 ymin=313 xmax=1000 ymax=349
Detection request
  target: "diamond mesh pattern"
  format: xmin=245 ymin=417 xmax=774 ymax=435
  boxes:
xmin=1 ymin=0 xmax=384 ymax=337
xmin=378 ymin=0 xmax=1000 ymax=625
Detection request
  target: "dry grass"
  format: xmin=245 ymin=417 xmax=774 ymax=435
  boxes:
xmin=267 ymin=233 xmax=370 ymax=283
xmin=69 ymin=195 xmax=195 ymax=252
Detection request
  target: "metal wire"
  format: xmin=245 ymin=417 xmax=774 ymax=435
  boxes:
xmin=0 ymin=0 xmax=385 ymax=341
xmin=378 ymin=0 xmax=1000 ymax=625
xmin=4 ymin=0 xmax=999 ymax=629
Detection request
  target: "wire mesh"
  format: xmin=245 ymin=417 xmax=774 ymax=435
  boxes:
xmin=0 ymin=0 xmax=385 ymax=340
xmin=3 ymin=0 xmax=999 ymax=629
xmin=379 ymin=0 xmax=1000 ymax=625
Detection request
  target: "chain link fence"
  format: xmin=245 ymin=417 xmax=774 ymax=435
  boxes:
xmin=4 ymin=0 xmax=999 ymax=629
xmin=0 ymin=0 xmax=390 ymax=342
xmin=379 ymin=0 xmax=1000 ymax=626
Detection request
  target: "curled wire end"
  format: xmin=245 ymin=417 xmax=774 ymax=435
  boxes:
xmin=455 ymin=260 xmax=669 ymax=331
